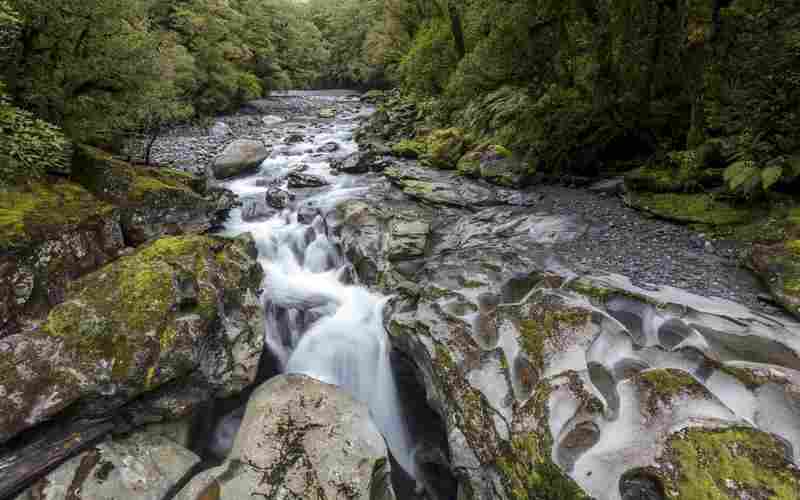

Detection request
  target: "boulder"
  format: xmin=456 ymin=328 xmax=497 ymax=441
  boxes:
xmin=287 ymin=171 xmax=330 ymax=189
xmin=331 ymin=152 xmax=376 ymax=174
xmin=176 ymin=374 xmax=396 ymax=500
xmin=266 ymin=186 xmax=294 ymax=209
xmin=262 ymin=115 xmax=284 ymax=126
xmin=285 ymin=133 xmax=305 ymax=144
xmin=383 ymin=164 xmax=502 ymax=209
xmin=241 ymin=198 xmax=275 ymax=222
xmin=72 ymin=145 xmax=233 ymax=246
xmin=0 ymin=234 xmax=265 ymax=444
xmin=15 ymin=431 xmax=200 ymax=500
xmin=317 ymin=141 xmax=340 ymax=153
xmin=0 ymin=179 xmax=124 ymax=335
xmin=211 ymin=140 xmax=268 ymax=179
xmin=457 ymin=144 xmax=531 ymax=188
xmin=751 ymin=237 xmax=800 ymax=319
xmin=422 ymin=128 xmax=468 ymax=170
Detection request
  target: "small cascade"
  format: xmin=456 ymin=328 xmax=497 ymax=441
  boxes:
xmin=217 ymin=93 xmax=417 ymax=478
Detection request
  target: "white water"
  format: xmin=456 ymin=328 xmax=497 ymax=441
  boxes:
xmin=218 ymin=95 xmax=416 ymax=476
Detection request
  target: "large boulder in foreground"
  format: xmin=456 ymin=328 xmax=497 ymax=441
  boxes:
xmin=0 ymin=234 xmax=265 ymax=444
xmin=211 ymin=140 xmax=269 ymax=179
xmin=15 ymin=430 xmax=200 ymax=500
xmin=176 ymin=374 xmax=395 ymax=500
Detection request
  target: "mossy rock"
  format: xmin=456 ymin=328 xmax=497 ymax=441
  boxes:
xmin=625 ymin=166 xmax=686 ymax=193
xmin=72 ymin=145 xmax=203 ymax=205
xmin=751 ymin=241 xmax=800 ymax=319
xmin=0 ymin=179 xmax=115 ymax=251
xmin=658 ymin=427 xmax=800 ymax=499
xmin=71 ymin=145 xmax=220 ymax=245
xmin=391 ymin=139 xmax=427 ymax=159
xmin=422 ymin=128 xmax=468 ymax=170
xmin=0 ymin=234 xmax=265 ymax=444
xmin=0 ymin=179 xmax=124 ymax=335
xmin=626 ymin=192 xmax=753 ymax=226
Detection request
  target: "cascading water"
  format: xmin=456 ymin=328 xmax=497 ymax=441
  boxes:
xmin=217 ymin=92 xmax=416 ymax=477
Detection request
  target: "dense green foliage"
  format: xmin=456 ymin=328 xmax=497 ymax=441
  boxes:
xmin=365 ymin=0 xmax=800 ymax=197
xmin=0 ymin=0 xmax=336 ymax=147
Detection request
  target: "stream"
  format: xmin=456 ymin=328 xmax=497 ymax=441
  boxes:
xmin=216 ymin=92 xmax=418 ymax=479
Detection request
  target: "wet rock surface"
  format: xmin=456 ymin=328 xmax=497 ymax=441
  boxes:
xmin=15 ymin=430 xmax=200 ymax=500
xmin=4 ymin=90 xmax=799 ymax=500
xmin=176 ymin=374 xmax=396 ymax=500
xmin=0 ymin=234 xmax=265 ymax=444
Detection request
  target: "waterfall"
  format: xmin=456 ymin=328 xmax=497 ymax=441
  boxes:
xmin=218 ymin=94 xmax=416 ymax=477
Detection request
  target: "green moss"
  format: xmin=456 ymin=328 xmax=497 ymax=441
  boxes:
xmin=568 ymin=279 xmax=613 ymax=302
xmin=72 ymin=145 xmax=201 ymax=206
xmin=391 ymin=139 xmax=427 ymax=159
xmin=422 ymin=128 xmax=468 ymax=170
xmin=42 ymin=235 xmax=222 ymax=386
xmin=718 ymin=365 xmax=777 ymax=390
xmin=628 ymin=193 xmax=752 ymax=226
xmin=0 ymin=180 xmax=114 ymax=249
xmin=518 ymin=305 xmax=591 ymax=376
xmin=786 ymin=240 xmax=800 ymax=257
xmin=636 ymin=369 xmax=703 ymax=404
xmin=625 ymin=166 xmax=684 ymax=193
xmin=661 ymin=427 xmax=800 ymax=499
xmin=493 ymin=145 xmax=512 ymax=158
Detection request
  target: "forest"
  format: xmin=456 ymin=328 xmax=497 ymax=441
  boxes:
xmin=3 ymin=1 xmax=800 ymax=500
xmin=1 ymin=0 xmax=798 ymax=194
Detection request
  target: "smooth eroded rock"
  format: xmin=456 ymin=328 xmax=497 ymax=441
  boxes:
xmin=176 ymin=374 xmax=395 ymax=500
xmin=212 ymin=140 xmax=268 ymax=179
xmin=15 ymin=430 xmax=200 ymax=500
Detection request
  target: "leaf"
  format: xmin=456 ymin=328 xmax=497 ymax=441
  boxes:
xmin=724 ymin=161 xmax=759 ymax=193
xmin=761 ymin=165 xmax=783 ymax=191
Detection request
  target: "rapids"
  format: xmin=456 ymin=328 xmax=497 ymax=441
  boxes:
xmin=216 ymin=92 xmax=416 ymax=477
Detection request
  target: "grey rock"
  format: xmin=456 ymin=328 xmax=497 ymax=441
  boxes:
xmin=266 ymin=187 xmax=294 ymax=209
xmin=212 ymin=140 xmax=268 ymax=179
xmin=262 ymin=115 xmax=284 ymax=126
xmin=241 ymin=198 xmax=275 ymax=221
xmin=15 ymin=431 xmax=200 ymax=500
xmin=0 ymin=234 xmax=265 ymax=444
xmin=287 ymin=171 xmax=330 ymax=189
xmin=176 ymin=374 xmax=396 ymax=500
xmin=317 ymin=141 xmax=340 ymax=153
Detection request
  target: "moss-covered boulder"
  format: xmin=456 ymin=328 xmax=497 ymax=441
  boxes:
xmin=457 ymin=144 xmax=532 ymax=188
xmin=751 ymin=232 xmax=800 ymax=319
xmin=422 ymin=128 xmax=468 ymax=170
xmin=656 ymin=427 xmax=800 ymax=499
xmin=72 ymin=145 xmax=232 ymax=246
xmin=0 ymin=179 xmax=124 ymax=335
xmin=625 ymin=192 xmax=753 ymax=226
xmin=391 ymin=138 xmax=427 ymax=159
xmin=0 ymin=234 xmax=265 ymax=444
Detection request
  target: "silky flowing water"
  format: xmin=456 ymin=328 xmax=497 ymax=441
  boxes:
xmin=217 ymin=92 xmax=416 ymax=476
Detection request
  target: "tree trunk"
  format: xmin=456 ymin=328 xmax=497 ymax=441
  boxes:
xmin=447 ymin=2 xmax=466 ymax=59
xmin=685 ymin=0 xmax=723 ymax=148
xmin=145 ymin=129 xmax=159 ymax=166
xmin=578 ymin=0 xmax=613 ymax=113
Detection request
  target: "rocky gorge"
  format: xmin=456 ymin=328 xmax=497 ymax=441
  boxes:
xmin=2 ymin=91 xmax=800 ymax=500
